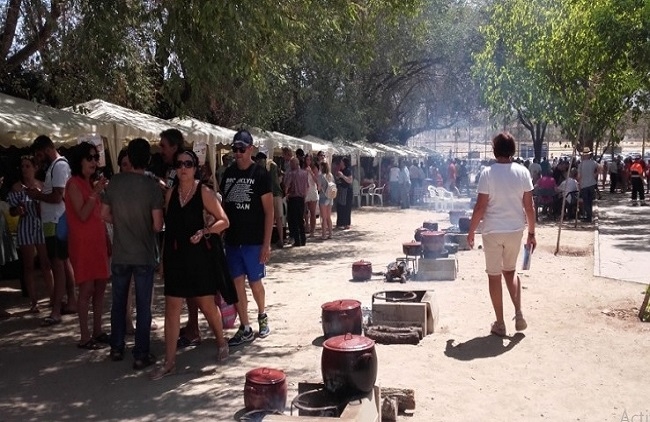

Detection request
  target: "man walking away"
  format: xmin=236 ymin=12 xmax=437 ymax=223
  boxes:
xmin=577 ymin=148 xmax=599 ymax=222
xmin=630 ymin=156 xmax=646 ymax=206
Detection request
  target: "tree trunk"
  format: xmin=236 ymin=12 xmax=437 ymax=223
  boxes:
xmin=516 ymin=108 xmax=547 ymax=160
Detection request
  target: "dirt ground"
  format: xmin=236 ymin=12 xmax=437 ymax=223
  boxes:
xmin=0 ymin=205 xmax=648 ymax=422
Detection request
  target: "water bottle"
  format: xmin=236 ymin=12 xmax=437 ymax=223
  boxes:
xmin=522 ymin=244 xmax=532 ymax=270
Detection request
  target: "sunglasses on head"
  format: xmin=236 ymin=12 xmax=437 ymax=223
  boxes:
xmin=231 ymin=145 xmax=248 ymax=153
xmin=174 ymin=159 xmax=195 ymax=169
xmin=86 ymin=154 xmax=100 ymax=162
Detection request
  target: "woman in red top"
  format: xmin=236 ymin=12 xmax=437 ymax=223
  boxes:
xmin=65 ymin=142 xmax=110 ymax=350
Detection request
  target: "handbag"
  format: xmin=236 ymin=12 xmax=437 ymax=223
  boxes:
xmin=214 ymin=293 xmax=237 ymax=328
xmin=55 ymin=212 xmax=68 ymax=241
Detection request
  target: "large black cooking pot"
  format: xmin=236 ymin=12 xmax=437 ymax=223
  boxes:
xmin=321 ymin=299 xmax=362 ymax=338
xmin=321 ymin=333 xmax=378 ymax=396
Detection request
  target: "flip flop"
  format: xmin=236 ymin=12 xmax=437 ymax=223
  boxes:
xmin=77 ymin=339 xmax=105 ymax=350
xmin=150 ymin=364 xmax=176 ymax=381
xmin=41 ymin=316 xmax=61 ymax=327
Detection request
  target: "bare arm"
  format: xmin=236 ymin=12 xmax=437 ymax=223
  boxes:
xmin=189 ymin=186 xmax=229 ymax=244
xmin=67 ymin=181 xmax=101 ymax=222
xmin=522 ymin=190 xmax=537 ymax=251
xmin=27 ymin=186 xmax=64 ymax=204
xmin=259 ymin=191 xmax=274 ymax=264
xmin=466 ymin=193 xmax=489 ymax=249
xmin=101 ymin=203 xmax=113 ymax=224
xmin=152 ymin=209 xmax=163 ymax=233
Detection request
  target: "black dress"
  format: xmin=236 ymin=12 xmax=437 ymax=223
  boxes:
xmin=163 ymin=182 xmax=238 ymax=303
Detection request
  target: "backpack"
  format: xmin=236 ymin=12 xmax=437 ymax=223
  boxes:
xmin=325 ymin=178 xmax=338 ymax=199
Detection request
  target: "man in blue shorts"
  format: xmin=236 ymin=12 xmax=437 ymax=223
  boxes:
xmin=220 ymin=130 xmax=274 ymax=346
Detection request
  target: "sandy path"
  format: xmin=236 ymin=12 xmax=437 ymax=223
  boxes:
xmin=0 ymin=205 xmax=648 ymax=421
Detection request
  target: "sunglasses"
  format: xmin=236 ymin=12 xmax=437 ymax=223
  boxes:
xmin=231 ymin=145 xmax=248 ymax=153
xmin=86 ymin=154 xmax=100 ymax=162
xmin=174 ymin=160 xmax=195 ymax=169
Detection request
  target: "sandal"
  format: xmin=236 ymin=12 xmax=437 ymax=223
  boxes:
xmin=77 ymin=339 xmax=105 ymax=350
xmin=41 ymin=316 xmax=61 ymax=327
xmin=28 ymin=305 xmax=40 ymax=314
xmin=514 ymin=312 xmax=528 ymax=331
xmin=490 ymin=321 xmax=506 ymax=337
xmin=177 ymin=335 xmax=201 ymax=349
xmin=150 ymin=363 xmax=176 ymax=381
xmin=217 ymin=344 xmax=229 ymax=362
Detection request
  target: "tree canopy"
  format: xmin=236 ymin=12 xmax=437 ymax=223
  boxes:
xmin=0 ymin=0 xmax=485 ymax=144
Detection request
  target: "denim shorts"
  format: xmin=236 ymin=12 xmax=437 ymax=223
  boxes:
xmin=225 ymin=244 xmax=266 ymax=282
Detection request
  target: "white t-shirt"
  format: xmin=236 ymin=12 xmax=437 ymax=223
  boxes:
xmin=558 ymin=178 xmax=579 ymax=203
xmin=389 ymin=167 xmax=400 ymax=182
xmin=578 ymin=159 xmax=598 ymax=188
xmin=528 ymin=162 xmax=542 ymax=179
xmin=477 ymin=162 xmax=533 ymax=234
xmin=41 ymin=157 xmax=71 ymax=224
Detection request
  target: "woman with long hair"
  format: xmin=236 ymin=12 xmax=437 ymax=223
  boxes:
xmin=7 ymin=156 xmax=54 ymax=312
xmin=151 ymin=150 xmax=236 ymax=380
xmin=318 ymin=161 xmax=334 ymax=239
xmin=65 ymin=142 xmax=110 ymax=349
xmin=302 ymin=154 xmax=319 ymax=237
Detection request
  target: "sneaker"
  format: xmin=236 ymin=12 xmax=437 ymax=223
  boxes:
xmin=258 ymin=314 xmax=271 ymax=338
xmin=228 ymin=326 xmax=254 ymax=346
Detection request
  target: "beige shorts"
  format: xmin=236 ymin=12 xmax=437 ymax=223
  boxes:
xmin=273 ymin=196 xmax=285 ymax=222
xmin=481 ymin=231 xmax=524 ymax=275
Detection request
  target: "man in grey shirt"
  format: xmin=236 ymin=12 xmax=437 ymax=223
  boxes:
xmin=578 ymin=148 xmax=599 ymax=223
xmin=102 ymin=138 xmax=164 ymax=370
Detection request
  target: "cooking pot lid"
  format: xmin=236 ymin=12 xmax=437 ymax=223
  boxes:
xmin=323 ymin=333 xmax=375 ymax=352
xmin=353 ymin=260 xmax=372 ymax=266
xmin=246 ymin=367 xmax=286 ymax=385
xmin=421 ymin=231 xmax=445 ymax=236
xmin=322 ymin=299 xmax=361 ymax=311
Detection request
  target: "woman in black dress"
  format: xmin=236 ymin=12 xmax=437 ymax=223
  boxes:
xmin=335 ymin=157 xmax=354 ymax=229
xmin=151 ymin=150 xmax=237 ymax=380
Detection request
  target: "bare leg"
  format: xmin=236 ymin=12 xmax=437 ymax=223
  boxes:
xmin=184 ymin=298 xmax=201 ymax=339
xmin=232 ymin=275 xmax=249 ymax=326
xmin=308 ymin=201 xmax=317 ymax=236
xmin=49 ymin=257 xmax=65 ymax=320
xmin=250 ymin=281 xmax=266 ymax=315
xmin=35 ymin=244 xmax=53 ymax=301
xmin=163 ymin=296 xmax=183 ymax=369
xmin=63 ymin=259 xmax=77 ymax=312
xmin=77 ymin=281 xmax=93 ymax=343
xmin=195 ymin=296 xmax=227 ymax=350
xmin=319 ymin=204 xmax=327 ymax=238
xmin=502 ymin=270 xmax=521 ymax=313
xmin=487 ymin=274 xmax=504 ymax=323
xmin=20 ymin=245 xmax=38 ymax=309
xmin=91 ymin=279 xmax=108 ymax=337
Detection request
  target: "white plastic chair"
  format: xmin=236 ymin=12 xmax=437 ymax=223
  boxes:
xmin=435 ymin=187 xmax=456 ymax=210
xmin=371 ymin=184 xmax=385 ymax=206
xmin=359 ymin=183 xmax=375 ymax=206
xmin=425 ymin=185 xmax=443 ymax=211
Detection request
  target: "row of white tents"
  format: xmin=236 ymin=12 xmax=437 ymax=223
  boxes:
xmin=0 ymin=93 xmax=438 ymax=176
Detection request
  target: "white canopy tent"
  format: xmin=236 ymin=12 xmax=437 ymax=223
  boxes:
xmin=66 ymin=99 xmax=210 ymax=173
xmin=0 ymin=93 xmax=113 ymax=148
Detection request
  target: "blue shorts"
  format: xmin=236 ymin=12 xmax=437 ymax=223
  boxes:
xmin=225 ymin=244 xmax=266 ymax=282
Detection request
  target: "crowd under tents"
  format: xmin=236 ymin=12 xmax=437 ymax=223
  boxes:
xmin=0 ymin=93 xmax=442 ymax=190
